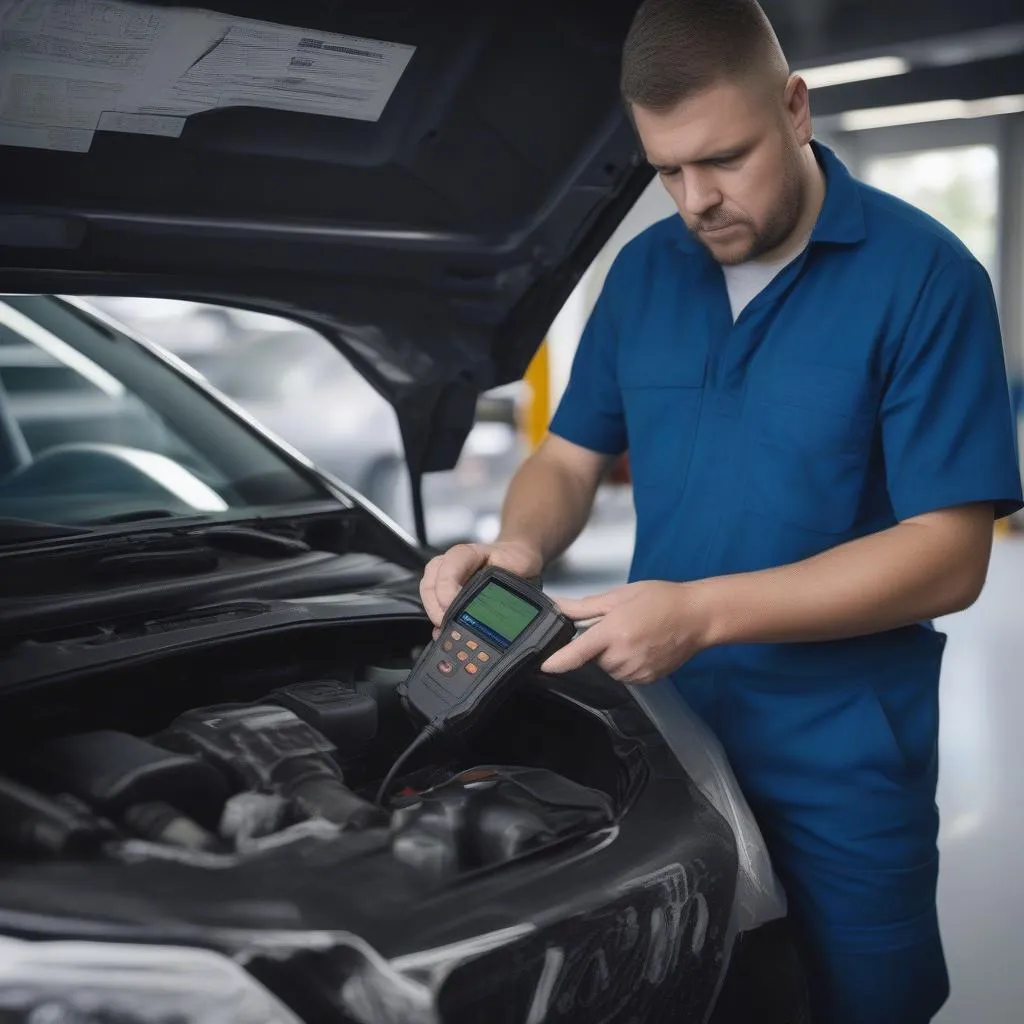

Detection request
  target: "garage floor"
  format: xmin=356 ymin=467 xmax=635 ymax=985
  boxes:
xmin=550 ymin=519 xmax=1024 ymax=1024
xmin=932 ymin=536 xmax=1024 ymax=1024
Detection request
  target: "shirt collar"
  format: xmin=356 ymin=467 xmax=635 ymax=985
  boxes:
xmin=809 ymin=140 xmax=866 ymax=246
xmin=668 ymin=138 xmax=866 ymax=255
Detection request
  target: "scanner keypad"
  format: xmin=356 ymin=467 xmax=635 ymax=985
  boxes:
xmin=443 ymin=627 xmax=499 ymax=675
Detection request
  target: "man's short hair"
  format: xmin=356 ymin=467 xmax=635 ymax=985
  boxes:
xmin=621 ymin=0 xmax=788 ymax=112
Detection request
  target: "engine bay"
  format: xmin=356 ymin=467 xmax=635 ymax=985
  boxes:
xmin=0 ymin=615 xmax=638 ymax=880
xmin=0 ymin=608 xmax=745 ymax=1023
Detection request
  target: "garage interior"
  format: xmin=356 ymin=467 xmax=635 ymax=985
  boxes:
xmin=1 ymin=0 xmax=1023 ymax=1021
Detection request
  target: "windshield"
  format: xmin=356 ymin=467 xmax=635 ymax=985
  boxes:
xmin=0 ymin=295 xmax=325 ymax=528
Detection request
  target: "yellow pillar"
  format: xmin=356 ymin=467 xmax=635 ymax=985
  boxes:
xmin=523 ymin=339 xmax=550 ymax=451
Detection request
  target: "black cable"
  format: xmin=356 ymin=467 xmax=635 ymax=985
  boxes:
xmin=410 ymin=465 xmax=428 ymax=549
xmin=375 ymin=722 xmax=441 ymax=807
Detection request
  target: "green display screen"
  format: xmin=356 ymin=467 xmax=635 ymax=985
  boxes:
xmin=459 ymin=582 xmax=540 ymax=648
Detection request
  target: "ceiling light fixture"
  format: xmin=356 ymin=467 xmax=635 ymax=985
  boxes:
xmin=797 ymin=56 xmax=910 ymax=90
xmin=840 ymin=93 xmax=1024 ymax=131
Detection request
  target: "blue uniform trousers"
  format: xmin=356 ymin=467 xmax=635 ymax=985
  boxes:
xmin=677 ymin=667 xmax=950 ymax=1024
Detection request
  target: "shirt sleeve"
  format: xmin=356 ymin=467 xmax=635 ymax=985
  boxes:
xmin=547 ymin=261 xmax=629 ymax=456
xmin=881 ymin=256 xmax=1023 ymax=521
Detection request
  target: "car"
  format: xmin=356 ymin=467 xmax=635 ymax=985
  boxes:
xmin=0 ymin=1 xmax=809 ymax=1021
xmin=0 ymin=292 xmax=807 ymax=1021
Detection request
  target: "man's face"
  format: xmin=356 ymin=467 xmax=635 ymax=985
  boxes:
xmin=632 ymin=77 xmax=808 ymax=265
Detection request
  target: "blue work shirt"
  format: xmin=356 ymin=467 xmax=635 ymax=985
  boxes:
xmin=550 ymin=142 xmax=1023 ymax=860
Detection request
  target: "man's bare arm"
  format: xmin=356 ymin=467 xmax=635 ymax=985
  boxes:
xmin=419 ymin=433 xmax=618 ymax=624
xmin=497 ymin=433 xmax=618 ymax=566
xmin=544 ymin=503 xmax=996 ymax=680
xmin=699 ymin=502 xmax=995 ymax=646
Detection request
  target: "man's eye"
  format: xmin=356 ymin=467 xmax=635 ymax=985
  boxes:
xmin=658 ymin=167 xmax=681 ymax=178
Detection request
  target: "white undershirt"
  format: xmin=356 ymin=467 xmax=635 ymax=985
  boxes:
xmin=722 ymin=241 xmax=808 ymax=322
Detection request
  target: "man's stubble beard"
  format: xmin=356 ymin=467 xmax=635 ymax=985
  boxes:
xmin=695 ymin=145 xmax=806 ymax=267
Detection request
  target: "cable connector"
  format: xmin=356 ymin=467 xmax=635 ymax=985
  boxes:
xmin=375 ymin=720 xmax=442 ymax=808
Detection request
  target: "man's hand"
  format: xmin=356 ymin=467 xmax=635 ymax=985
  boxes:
xmin=541 ymin=581 xmax=713 ymax=683
xmin=535 ymin=504 xmax=995 ymax=683
xmin=419 ymin=540 xmax=543 ymax=629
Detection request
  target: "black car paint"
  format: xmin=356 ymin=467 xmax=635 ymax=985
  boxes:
xmin=0 ymin=578 xmax=739 ymax=1022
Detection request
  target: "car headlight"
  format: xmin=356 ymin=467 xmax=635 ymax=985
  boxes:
xmin=0 ymin=936 xmax=303 ymax=1024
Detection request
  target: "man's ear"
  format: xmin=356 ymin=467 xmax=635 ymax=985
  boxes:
xmin=784 ymin=73 xmax=813 ymax=145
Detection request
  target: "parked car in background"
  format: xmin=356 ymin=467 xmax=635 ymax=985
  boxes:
xmin=86 ymin=297 xmax=526 ymax=549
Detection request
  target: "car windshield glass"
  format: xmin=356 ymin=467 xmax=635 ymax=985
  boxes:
xmin=0 ymin=295 xmax=325 ymax=528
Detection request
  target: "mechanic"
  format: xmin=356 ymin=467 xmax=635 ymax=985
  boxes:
xmin=419 ymin=1 xmax=1024 ymax=1021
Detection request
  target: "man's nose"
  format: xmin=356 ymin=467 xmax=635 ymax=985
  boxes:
xmin=681 ymin=169 xmax=722 ymax=217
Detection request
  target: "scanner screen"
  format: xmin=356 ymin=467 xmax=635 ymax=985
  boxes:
xmin=458 ymin=582 xmax=540 ymax=649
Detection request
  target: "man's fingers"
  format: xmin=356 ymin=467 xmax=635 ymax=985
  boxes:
xmin=419 ymin=546 xmax=479 ymax=626
xmin=541 ymin=623 xmax=607 ymax=674
xmin=418 ymin=555 xmax=446 ymax=625
xmin=554 ymin=591 xmax=620 ymax=623
xmin=434 ymin=544 xmax=486 ymax=614
xmin=421 ymin=542 xmax=541 ymax=627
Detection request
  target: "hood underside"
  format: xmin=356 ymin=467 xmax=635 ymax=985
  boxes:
xmin=1 ymin=0 xmax=1021 ymax=480
xmin=0 ymin=0 xmax=653 ymax=481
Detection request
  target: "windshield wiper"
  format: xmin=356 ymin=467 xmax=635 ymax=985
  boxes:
xmin=0 ymin=518 xmax=93 ymax=544
xmin=88 ymin=509 xmax=181 ymax=525
xmin=81 ymin=510 xmax=312 ymax=557
xmin=188 ymin=524 xmax=311 ymax=558
xmin=86 ymin=527 xmax=310 ymax=583
xmin=89 ymin=546 xmax=221 ymax=581
xmin=0 ymin=514 xmax=313 ymax=586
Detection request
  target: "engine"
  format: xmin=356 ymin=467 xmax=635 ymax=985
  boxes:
xmin=0 ymin=669 xmax=619 ymax=876
xmin=0 ymin=618 xmax=748 ymax=1024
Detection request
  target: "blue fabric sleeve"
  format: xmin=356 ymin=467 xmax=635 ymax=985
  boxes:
xmin=547 ymin=263 xmax=628 ymax=455
xmin=881 ymin=256 xmax=1023 ymax=521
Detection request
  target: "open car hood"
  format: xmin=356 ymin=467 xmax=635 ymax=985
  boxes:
xmin=0 ymin=0 xmax=654 ymax=492
xmin=1 ymin=0 xmax=1021 ymax=491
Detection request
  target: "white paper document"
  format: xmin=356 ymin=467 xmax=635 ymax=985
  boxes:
xmin=0 ymin=0 xmax=224 ymax=150
xmin=0 ymin=121 xmax=92 ymax=151
xmin=0 ymin=0 xmax=416 ymax=152
xmin=1 ymin=0 xmax=174 ymax=80
xmin=144 ymin=22 xmax=416 ymax=123
xmin=96 ymin=109 xmax=184 ymax=137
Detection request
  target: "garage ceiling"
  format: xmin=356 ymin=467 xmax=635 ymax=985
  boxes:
xmin=760 ymin=0 xmax=1024 ymax=117
xmin=0 ymin=0 xmax=1021 ymax=465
